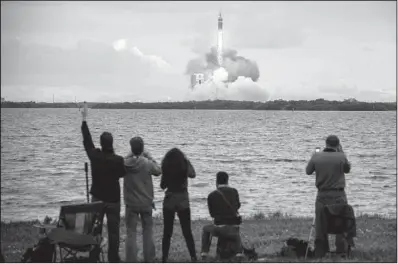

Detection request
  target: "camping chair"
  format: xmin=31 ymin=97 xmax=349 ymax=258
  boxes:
xmin=305 ymin=203 xmax=356 ymax=260
xmin=46 ymin=202 xmax=106 ymax=262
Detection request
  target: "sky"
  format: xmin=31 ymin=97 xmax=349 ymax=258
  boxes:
xmin=1 ymin=1 xmax=396 ymax=102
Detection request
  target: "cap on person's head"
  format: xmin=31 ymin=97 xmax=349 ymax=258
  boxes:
xmin=216 ymin=171 xmax=229 ymax=185
xmin=100 ymin=132 xmax=113 ymax=151
xmin=130 ymin=136 xmax=144 ymax=156
xmin=326 ymin=135 xmax=340 ymax=148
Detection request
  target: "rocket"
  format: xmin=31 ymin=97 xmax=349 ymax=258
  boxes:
xmin=217 ymin=12 xmax=223 ymax=67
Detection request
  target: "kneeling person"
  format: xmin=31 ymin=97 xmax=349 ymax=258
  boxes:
xmin=201 ymin=171 xmax=242 ymax=259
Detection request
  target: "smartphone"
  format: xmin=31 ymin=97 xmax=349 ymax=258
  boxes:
xmin=315 ymin=147 xmax=320 ymax=153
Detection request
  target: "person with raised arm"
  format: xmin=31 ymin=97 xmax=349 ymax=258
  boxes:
xmin=306 ymin=135 xmax=353 ymax=258
xmin=81 ymin=102 xmax=126 ymax=263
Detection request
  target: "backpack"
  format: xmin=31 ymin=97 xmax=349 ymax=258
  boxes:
xmin=21 ymin=236 xmax=55 ymax=263
xmin=280 ymin=237 xmax=315 ymax=258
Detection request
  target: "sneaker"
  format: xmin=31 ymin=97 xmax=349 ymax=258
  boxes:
xmin=201 ymin=252 xmax=208 ymax=260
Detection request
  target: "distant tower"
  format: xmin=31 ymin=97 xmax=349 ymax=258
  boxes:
xmin=190 ymin=73 xmax=205 ymax=89
xmin=217 ymin=12 xmax=223 ymax=67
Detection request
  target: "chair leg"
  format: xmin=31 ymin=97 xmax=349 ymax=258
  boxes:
xmin=52 ymin=246 xmax=57 ymax=262
xmin=59 ymin=247 xmax=63 ymax=263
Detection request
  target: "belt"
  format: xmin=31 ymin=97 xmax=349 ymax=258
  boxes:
xmin=318 ymin=188 xmax=344 ymax=192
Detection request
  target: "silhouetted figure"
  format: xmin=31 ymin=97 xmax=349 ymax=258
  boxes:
xmin=124 ymin=137 xmax=161 ymax=262
xmin=160 ymin=148 xmax=197 ymax=262
xmin=81 ymin=103 xmax=126 ymax=262
xmin=201 ymin=171 xmax=243 ymax=260
xmin=306 ymin=135 xmax=352 ymax=258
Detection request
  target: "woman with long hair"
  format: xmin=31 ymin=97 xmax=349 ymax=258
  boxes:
xmin=160 ymin=148 xmax=197 ymax=262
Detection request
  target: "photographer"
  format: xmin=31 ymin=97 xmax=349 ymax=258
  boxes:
xmin=124 ymin=137 xmax=161 ymax=263
xmin=306 ymin=135 xmax=352 ymax=258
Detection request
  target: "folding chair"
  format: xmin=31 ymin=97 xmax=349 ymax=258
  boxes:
xmin=47 ymin=202 xmax=106 ymax=262
xmin=305 ymin=203 xmax=356 ymax=260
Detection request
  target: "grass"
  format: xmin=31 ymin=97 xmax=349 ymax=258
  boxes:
xmin=1 ymin=213 xmax=396 ymax=263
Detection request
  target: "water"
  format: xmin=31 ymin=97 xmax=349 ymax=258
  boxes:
xmin=1 ymin=108 xmax=396 ymax=222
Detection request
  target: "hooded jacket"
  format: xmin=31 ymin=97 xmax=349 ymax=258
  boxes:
xmin=123 ymin=153 xmax=162 ymax=210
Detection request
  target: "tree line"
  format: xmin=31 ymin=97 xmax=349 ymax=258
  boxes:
xmin=1 ymin=99 xmax=396 ymax=111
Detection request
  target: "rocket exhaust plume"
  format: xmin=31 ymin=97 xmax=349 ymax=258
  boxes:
xmin=186 ymin=12 xmax=269 ymax=102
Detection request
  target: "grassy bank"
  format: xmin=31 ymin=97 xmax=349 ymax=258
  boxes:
xmin=1 ymin=213 xmax=396 ymax=262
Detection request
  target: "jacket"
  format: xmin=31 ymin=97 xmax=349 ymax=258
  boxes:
xmin=160 ymin=158 xmax=196 ymax=193
xmin=81 ymin=121 xmax=126 ymax=203
xmin=207 ymin=185 xmax=241 ymax=225
xmin=306 ymin=148 xmax=351 ymax=190
xmin=124 ymin=153 xmax=161 ymax=210
xmin=325 ymin=203 xmax=356 ymax=239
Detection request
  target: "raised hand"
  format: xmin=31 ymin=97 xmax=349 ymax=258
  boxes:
xmin=143 ymin=150 xmax=154 ymax=161
xmin=82 ymin=101 xmax=88 ymax=121
xmin=337 ymin=144 xmax=344 ymax=153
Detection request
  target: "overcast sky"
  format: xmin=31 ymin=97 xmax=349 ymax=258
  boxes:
xmin=1 ymin=1 xmax=396 ymax=102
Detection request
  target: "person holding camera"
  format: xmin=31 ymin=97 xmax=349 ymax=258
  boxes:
xmin=124 ymin=136 xmax=161 ymax=263
xmin=160 ymin=147 xmax=197 ymax=263
xmin=81 ymin=103 xmax=126 ymax=263
xmin=306 ymin=135 xmax=352 ymax=258
xmin=200 ymin=171 xmax=243 ymax=260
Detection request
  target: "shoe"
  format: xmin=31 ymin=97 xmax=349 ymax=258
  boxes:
xmin=201 ymin=252 xmax=208 ymax=260
xmin=191 ymin=256 xmax=197 ymax=262
xmin=236 ymin=253 xmax=244 ymax=258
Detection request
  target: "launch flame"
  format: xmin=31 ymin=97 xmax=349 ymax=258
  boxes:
xmin=185 ymin=12 xmax=269 ymax=102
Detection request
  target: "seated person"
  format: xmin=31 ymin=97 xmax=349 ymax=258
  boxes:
xmin=201 ymin=171 xmax=243 ymax=259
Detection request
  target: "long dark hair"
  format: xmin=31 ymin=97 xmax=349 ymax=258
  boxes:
xmin=161 ymin=148 xmax=188 ymax=179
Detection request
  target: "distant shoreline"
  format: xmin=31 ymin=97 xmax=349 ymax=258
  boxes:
xmin=1 ymin=99 xmax=396 ymax=111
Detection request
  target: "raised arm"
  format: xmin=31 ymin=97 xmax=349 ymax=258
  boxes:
xmin=306 ymin=157 xmax=315 ymax=175
xmin=160 ymin=174 xmax=167 ymax=190
xmin=143 ymin=151 xmax=161 ymax=176
xmin=150 ymin=160 xmax=162 ymax=176
xmin=235 ymin=188 xmax=241 ymax=210
xmin=343 ymin=157 xmax=351 ymax=173
xmin=207 ymin=193 xmax=215 ymax=218
xmin=116 ymin=156 xmax=127 ymax=178
xmin=81 ymin=121 xmax=96 ymax=160
xmin=186 ymin=159 xmax=196 ymax=178
xmin=81 ymin=102 xmax=96 ymax=160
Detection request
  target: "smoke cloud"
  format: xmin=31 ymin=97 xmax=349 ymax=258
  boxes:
xmin=186 ymin=47 xmax=260 ymax=82
xmin=185 ymin=47 xmax=269 ymax=102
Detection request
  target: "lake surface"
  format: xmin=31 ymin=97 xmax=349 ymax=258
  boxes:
xmin=1 ymin=108 xmax=396 ymax=222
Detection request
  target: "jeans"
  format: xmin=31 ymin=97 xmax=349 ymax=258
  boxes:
xmin=201 ymin=224 xmax=242 ymax=253
xmin=91 ymin=196 xmax=120 ymax=263
xmin=125 ymin=205 xmax=155 ymax=263
xmin=162 ymin=207 xmax=196 ymax=261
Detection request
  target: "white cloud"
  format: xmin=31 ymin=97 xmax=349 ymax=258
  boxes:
xmin=113 ymin=39 xmax=172 ymax=72
xmin=186 ymin=68 xmax=270 ymax=102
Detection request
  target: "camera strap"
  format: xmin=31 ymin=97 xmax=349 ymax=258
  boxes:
xmin=216 ymin=189 xmax=240 ymax=217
